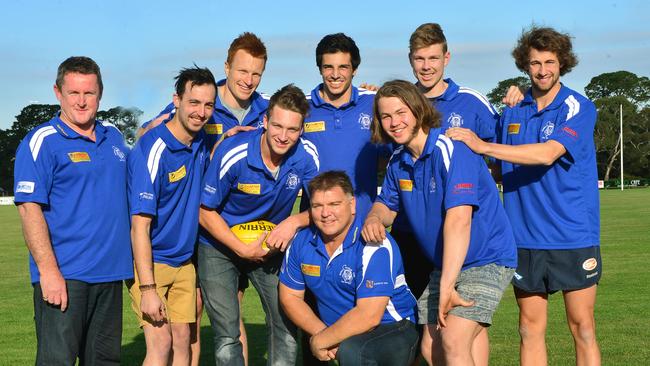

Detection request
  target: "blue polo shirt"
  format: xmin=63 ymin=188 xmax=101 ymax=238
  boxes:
xmin=200 ymin=128 xmax=319 ymax=249
xmin=280 ymin=220 xmax=417 ymax=326
xmin=128 ymin=123 xmax=209 ymax=266
xmin=393 ymin=79 xmax=499 ymax=233
xmin=498 ymin=84 xmax=599 ymax=250
xmin=143 ymin=79 xmax=269 ymax=149
xmin=14 ymin=115 xmax=133 ymax=284
xmin=301 ymin=85 xmax=383 ymax=219
xmin=377 ymin=129 xmax=517 ymax=270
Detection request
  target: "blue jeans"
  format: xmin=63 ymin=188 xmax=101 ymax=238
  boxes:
xmin=33 ymin=280 xmax=123 ymax=366
xmin=337 ymin=319 xmax=419 ymax=366
xmin=198 ymin=244 xmax=297 ymax=366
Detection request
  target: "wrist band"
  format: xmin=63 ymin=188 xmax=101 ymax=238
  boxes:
xmin=139 ymin=283 xmax=156 ymax=291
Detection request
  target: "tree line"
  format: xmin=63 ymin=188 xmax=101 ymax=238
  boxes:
xmin=2 ymin=70 xmax=649 ymax=194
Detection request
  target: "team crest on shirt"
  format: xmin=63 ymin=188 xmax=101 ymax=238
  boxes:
xmin=429 ymin=177 xmax=436 ymax=193
xmin=339 ymin=265 xmax=354 ymax=285
xmin=541 ymin=121 xmax=555 ymax=140
xmin=112 ymin=146 xmax=126 ymax=162
xmin=257 ymin=120 xmax=265 ymax=128
xmin=447 ymin=112 xmax=463 ymax=127
xmin=358 ymin=113 xmax=372 ymax=130
xmin=285 ymin=173 xmax=299 ymax=190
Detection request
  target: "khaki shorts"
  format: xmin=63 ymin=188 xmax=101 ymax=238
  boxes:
xmin=128 ymin=261 xmax=196 ymax=326
xmin=417 ymin=263 xmax=514 ymax=325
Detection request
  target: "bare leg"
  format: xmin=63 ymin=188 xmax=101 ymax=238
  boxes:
xmin=142 ymin=323 xmax=172 ymax=366
xmin=190 ymin=288 xmax=202 ymax=366
xmin=515 ymin=288 xmax=548 ymax=366
xmin=170 ymin=323 xmax=191 ymax=365
xmin=439 ymin=315 xmax=484 ymax=366
xmin=471 ymin=328 xmax=489 ymax=366
xmin=563 ymin=286 xmax=600 ymax=366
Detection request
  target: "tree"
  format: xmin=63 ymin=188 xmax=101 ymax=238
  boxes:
xmin=487 ymin=76 xmax=530 ymax=113
xmin=96 ymin=106 xmax=143 ymax=146
xmin=585 ymin=71 xmax=650 ymax=107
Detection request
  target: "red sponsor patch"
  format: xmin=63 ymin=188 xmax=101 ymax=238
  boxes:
xmin=454 ymin=183 xmax=473 ymax=190
xmin=562 ymin=126 xmax=578 ymax=138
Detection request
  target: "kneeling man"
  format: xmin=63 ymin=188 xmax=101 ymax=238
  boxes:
xmin=279 ymin=171 xmax=419 ymax=365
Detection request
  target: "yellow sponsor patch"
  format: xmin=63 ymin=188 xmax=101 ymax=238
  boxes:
xmin=507 ymin=123 xmax=521 ymax=134
xmin=237 ymin=183 xmax=261 ymax=195
xmin=399 ymin=179 xmax=413 ymax=192
xmin=304 ymin=121 xmax=326 ymax=133
xmin=68 ymin=152 xmax=91 ymax=163
xmin=301 ymin=264 xmax=321 ymax=277
xmin=168 ymin=165 xmax=186 ymax=183
xmin=204 ymin=123 xmax=223 ymax=135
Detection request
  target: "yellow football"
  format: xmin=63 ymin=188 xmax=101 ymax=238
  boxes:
xmin=230 ymin=220 xmax=276 ymax=250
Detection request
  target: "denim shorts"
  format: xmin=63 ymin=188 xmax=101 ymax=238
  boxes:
xmin=417 ymin=263 xmax=514 ymax=325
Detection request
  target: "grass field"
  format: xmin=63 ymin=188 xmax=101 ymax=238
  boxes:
xmin=1 ymin=189 xmax=649 ymax=365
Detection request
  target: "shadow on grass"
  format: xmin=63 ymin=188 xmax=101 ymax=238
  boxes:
xmin=121 ymin=323 xmax=298 ymax=366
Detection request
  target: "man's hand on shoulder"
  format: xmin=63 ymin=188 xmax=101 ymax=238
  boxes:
xmin=362 ymin=214 xmax=386 ymax=243
xmin=502 ymin=85 xmax=525 ymax=108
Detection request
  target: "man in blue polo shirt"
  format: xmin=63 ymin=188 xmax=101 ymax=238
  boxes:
xmin=198 ymin=84 xmax=319 ymax=365
xmin=14 ymin=56 xmax=133 ymax=365
xmin=128 ymin=66 xmax=216 ymax=365
xmin=279 ymin=171 xmax=419 ymax=365
xmin=363 ymin=80 xmax=517 ymax=365
xmin=301 ymin=33 xmax=382 ymax=220
xmin=138 ymin=33 xmax=268 ymax=365
xmin=447 ymin=26 xmax=601 ymax=366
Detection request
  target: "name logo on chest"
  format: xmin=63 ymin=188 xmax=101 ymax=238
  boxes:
xmin=204 ymin=124 xmax=223 ymax=135
xmin=507 ymin=123 xmax=521 ymax=135
xmin=399 ymin=179 xmax=413 ymax=192
xmin=304 ymin=121 xmax=326 ymax=133
xmin=238 ymin=183 xmax=261 ymax=195
xmin=301 ymin=264 xmax=321 ymax=277
xmin=169 ymin=165 xmax=186 ymax=183
xmin=68 ymin=152 xmax=91 ymax=163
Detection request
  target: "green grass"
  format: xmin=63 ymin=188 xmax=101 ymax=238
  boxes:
xmin=1 ymin=189 xmax=649 ymax=365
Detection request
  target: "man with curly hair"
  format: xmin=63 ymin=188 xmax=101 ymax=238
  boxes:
xmin=447 ymin=26 xmax=601 ymax=366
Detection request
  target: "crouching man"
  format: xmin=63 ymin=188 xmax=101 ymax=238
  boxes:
xmin=279 ymin=171 xmax=419 ymax=365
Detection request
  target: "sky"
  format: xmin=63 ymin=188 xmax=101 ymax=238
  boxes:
xmin=1 ymin=0 xmax=649 ymax=130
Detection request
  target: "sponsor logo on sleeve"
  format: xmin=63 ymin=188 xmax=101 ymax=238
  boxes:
xmin=139 ymin=192 xmax=154 ymax=200
xmin=304 ymin=121 xmax=326 ymax=133
xmin=16 ymin=181 xmax=35 ymax=194
xmin=339 ymin=265 xmax=354 ymax=285
xmin=562 ymin=126 xmax=578 ymax=139
xmin=301 ymin=264 xmax=321 ymax=277
xmin=168 ymin=165 xmax=187 ymax=183
xmin=204 ymin=184 xmax=217 ymax=194
xmin=358 ymin=113 xmax=371 ymax=129
xmin=237 ymin=183 xmax=261 ymax=195
xmin=399 ymin=179 xmax=413 ymax=192
xmin=507 ymin=123 xmax=521 ymax=134
xmin=452 ymin=183 xmax=474 ymax=194
xmin=68 ymin=152 xmax=91 ymax=163
xmin=365 ymin=280 xmax=374 ymax=288
xmin=204 ymin=124 xmax=223 ymax=135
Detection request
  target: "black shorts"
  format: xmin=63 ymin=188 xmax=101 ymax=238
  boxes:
xmin=391 ymin=228 xmax=434 ymax=299
xmin=513 ymin=246 xmax=602 ymax=294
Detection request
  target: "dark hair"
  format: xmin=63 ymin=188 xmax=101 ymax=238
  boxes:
xmin=409 ymin=23 xmax=448 ymax=56
xmin=267 ymin=84 xmax=309 ymax=120
xmin=227 ymin=32 xmax=267 ymax=65
xmin=308 ymin=171 xmax=354 ymax=198
xmin=56 ymin=56 xmax=103 ymax=97
xmin=371 ymin=80 xmax=441 ymax=144
xmin=512 ymin=26 xmax=578 ymax=76
xmin=174 ymin=65 xmax=217 ymax=97
xmin=315 ymin=33 xmax=361 ymax=71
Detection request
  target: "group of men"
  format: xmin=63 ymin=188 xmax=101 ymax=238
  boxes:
xmin=14 ymin=21 xmax=601 ymax=366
